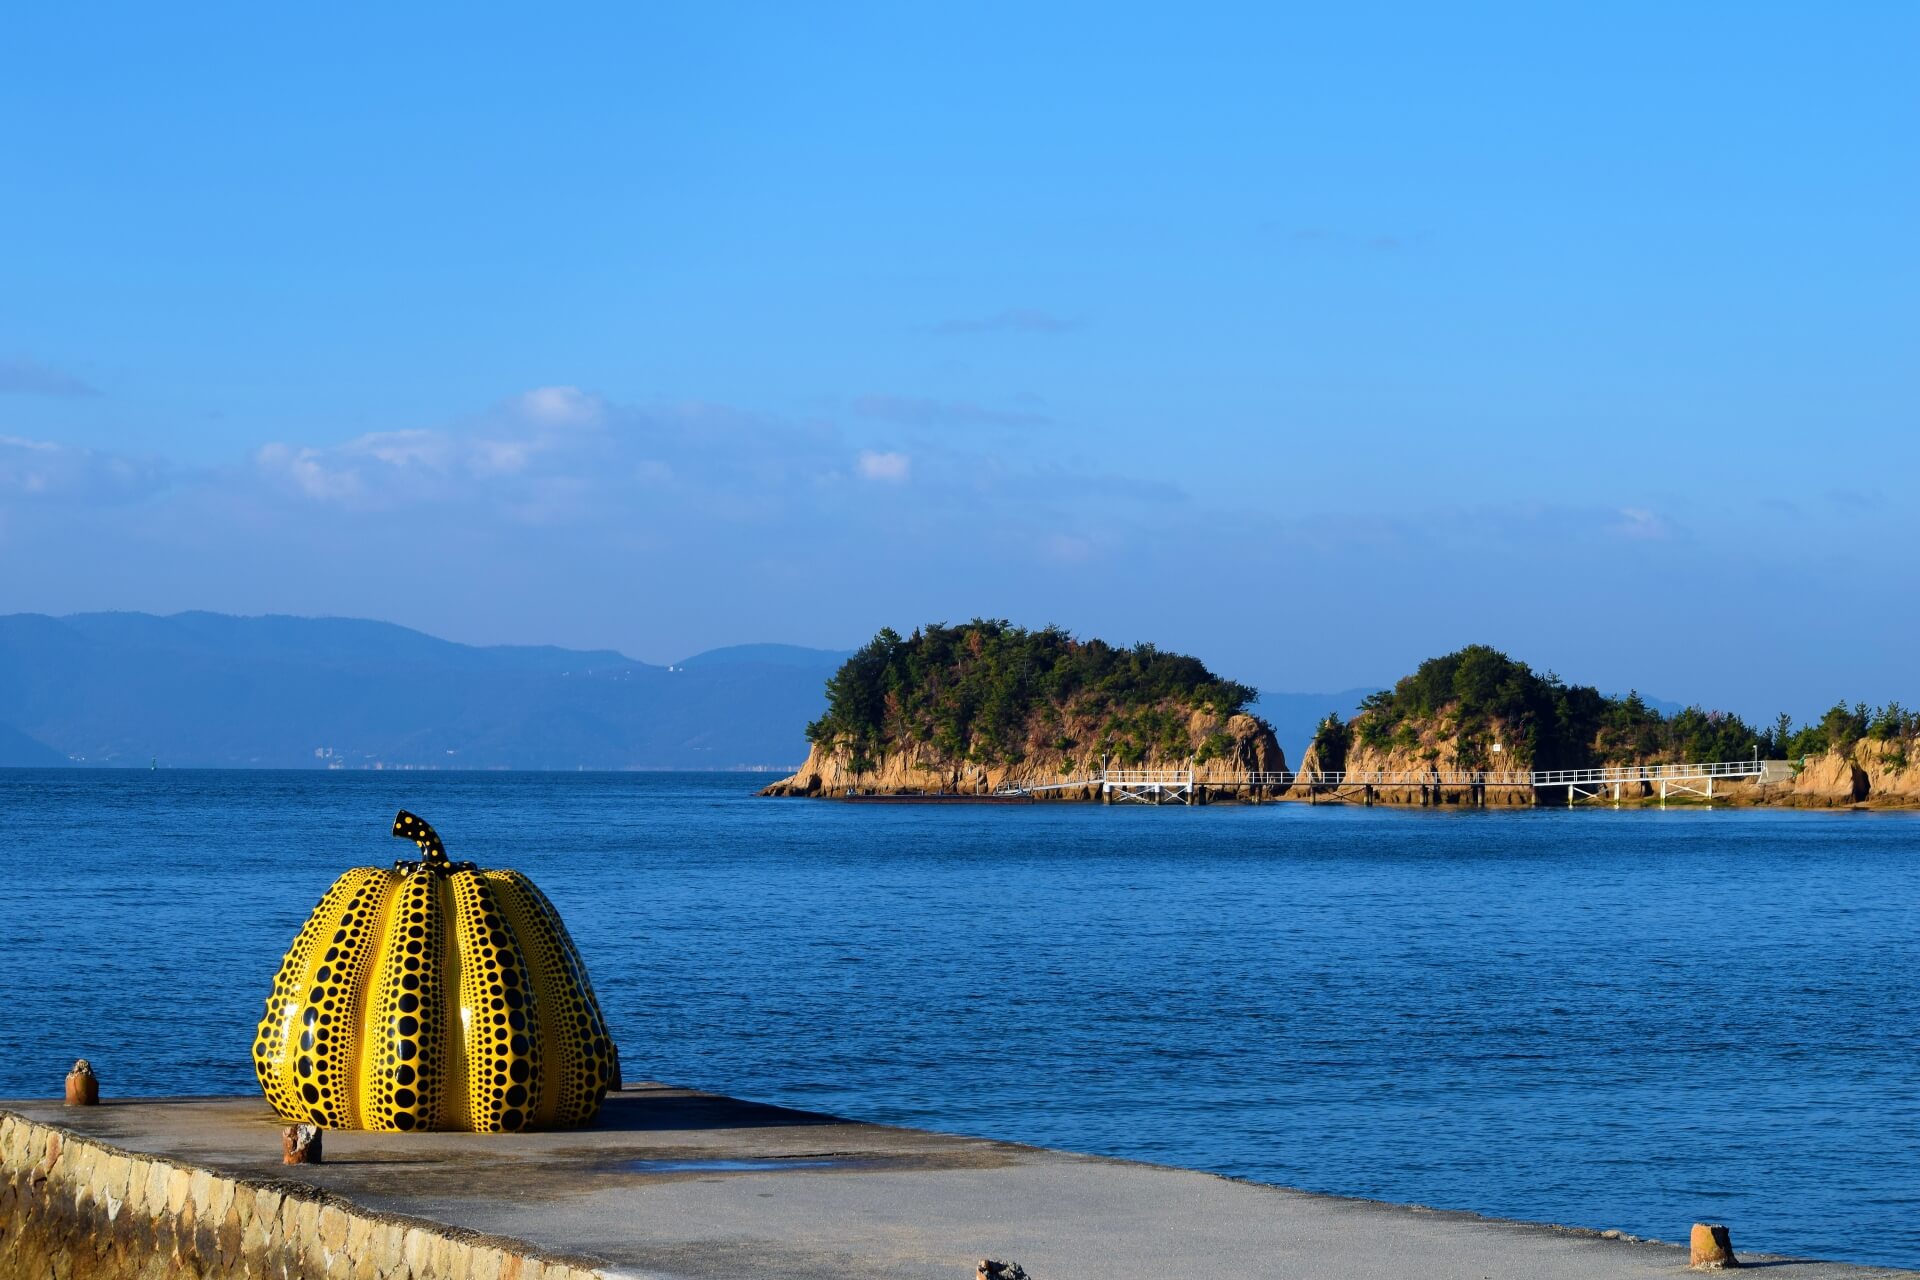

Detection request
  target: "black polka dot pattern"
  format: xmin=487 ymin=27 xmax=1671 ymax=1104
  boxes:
xmin=446 ymin=869 xmax=543 ymax=1131
xmin=361 ymin=865 xmax=448 ymax=1131
xmin=253 ymin=867 xmax=396 ymax=1127
xmin=487 ymin=871 xmax=618 ymax=1126
xmin=251 ymin=811 xmax=618 ymax=1132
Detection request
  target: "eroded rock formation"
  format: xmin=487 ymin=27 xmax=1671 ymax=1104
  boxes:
xmin=763 ymin=710 xmax=1286 ymax=800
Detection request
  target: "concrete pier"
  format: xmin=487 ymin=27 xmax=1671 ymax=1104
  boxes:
xmin=4 ymin=1086 xmax=1913 ymax=1279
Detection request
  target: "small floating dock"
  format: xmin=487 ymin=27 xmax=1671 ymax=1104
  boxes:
xmin=3 ymin=1086 xmax=1900 ymax=1279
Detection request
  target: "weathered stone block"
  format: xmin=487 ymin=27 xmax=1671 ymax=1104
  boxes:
xmin=217 ymin=1195 xmax=244 ymax=1268
xmin=100 ymin=1153 xmax=132 ymax=1219
xmin=202 ymin=1174 xmax=234 ymax=1228
xmin=173 ymin=1192 xmax=198 ymax=1257
xmin=142 ymin=1161 xmax=169 ymax=1218
xmin=166 ymin=1165 xmax=193 ymax=1217
xmin=468 ymin=1246 xmax=504 ymax=1280
xmin=0 ymin=1113 xmax=586 ymax=1280
xmin=244 ymin=1188 xmax=281 ymax=1256
xmin=319 ymin=1204 xmax=349 ymax=1253
xmin=68 ymin=1149 xmax=97 ymax=1217
xmin=375 ymin=1221 xmax=410 ymax=1277
xmin=292 ymin=1198 xmax=324 ymax=1272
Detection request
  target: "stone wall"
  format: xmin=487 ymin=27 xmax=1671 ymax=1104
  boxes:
xmin=0 ymin=1110 xmax=603 ymax=1280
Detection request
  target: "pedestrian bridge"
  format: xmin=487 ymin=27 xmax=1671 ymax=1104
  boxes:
xmin=996 ymin=759 xmax=1796 ymax=804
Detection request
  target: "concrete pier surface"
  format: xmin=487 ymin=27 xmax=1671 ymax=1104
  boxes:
xmin=5 ymin=1085 xmax=1914 ymax=1280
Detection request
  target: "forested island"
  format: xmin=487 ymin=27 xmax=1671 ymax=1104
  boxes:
xmin=761 ymin=620 xmax=1285 ymax=797
xmin=1312 ymin=643 xmax=1915 ymax=772
xmin=1301 ymin=644 xmax=1920 ymax=806
xmin=765 ymin=626 xmax=1920 ymax=807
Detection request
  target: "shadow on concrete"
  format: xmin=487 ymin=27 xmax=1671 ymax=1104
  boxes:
xmin=1735 ymin=1263 xmax=1834 ymax=1271
xmin=590 ymin=1089 xmax=845 ymax=1133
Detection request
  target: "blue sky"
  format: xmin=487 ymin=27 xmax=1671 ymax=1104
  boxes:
xmin=1 ymin=3 xmax=1913 ymax=718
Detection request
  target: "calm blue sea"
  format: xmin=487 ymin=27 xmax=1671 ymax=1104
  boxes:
xmin=3 ymin=770 xmax=1917 ymax=1267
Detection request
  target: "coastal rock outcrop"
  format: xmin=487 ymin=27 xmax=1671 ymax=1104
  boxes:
xmin=1291 ymin=733 xmax=1535 ymax=807
xmin=764 ymin=710 xmax=1285 ymax=800
xmin=1745 ymin=739 xmax=1920 ymax=807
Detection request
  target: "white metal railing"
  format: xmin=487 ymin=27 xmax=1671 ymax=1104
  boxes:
xmin=1101 ymin=768 xmax=1194 ymax=785
xmin=1291 ymin=769 xmax=1535 ymax=787
xmin=996 ymin=767 xmax=1194 ymax=796
xmin=1527 ymin=760 xmax=1768 ymax=786
xmin=994 ymin=777 xmax=1099 ymax=794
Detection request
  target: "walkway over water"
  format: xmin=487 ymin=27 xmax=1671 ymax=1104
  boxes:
xmin=998 ymin=759 xmax=1796 ymax=803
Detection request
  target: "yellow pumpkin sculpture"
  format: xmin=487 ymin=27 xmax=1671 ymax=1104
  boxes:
xmin=253 ymin=811 xmax=617 ymax=1132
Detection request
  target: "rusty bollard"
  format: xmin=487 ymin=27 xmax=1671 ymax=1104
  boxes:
xmin=282 ymin=1124 xmax=323 ymax=1165
xmin=64 ymin=1059 xmax=99 ymax=1106
xmin=1690 ymin=1223 xmax=1737 ymax=1269
xmin=977 ymin=1262 xmax=1031 ymax=1280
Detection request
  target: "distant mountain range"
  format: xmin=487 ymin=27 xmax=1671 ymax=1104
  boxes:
xmin=0 ymin=612 xmax=851 ymax=770
xmin=0 ymin=610 xmax=1502 ymax=771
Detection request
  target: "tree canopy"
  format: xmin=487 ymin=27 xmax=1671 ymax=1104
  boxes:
xmin=807 ymin=620 xmax=1259 ymax=770
xmin=1341 ymin=644 xmax=1785 ymax=769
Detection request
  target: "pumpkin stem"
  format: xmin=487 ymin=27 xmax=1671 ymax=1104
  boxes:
xmin=392 ymin=810 xmax=449 ymax=867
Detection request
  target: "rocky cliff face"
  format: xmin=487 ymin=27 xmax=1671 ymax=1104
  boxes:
xmin=762 ymin=711 xmax=1286 ymax=799
xmin=1551 ymin=741 xmax=1920 ymax=808
xmin=1291 ymin=715 xmax=1537 ymax=806
xmin=1291 ymin=732 xmax=1920 ymax=809
xmin=1745 ymin=740 xmax=1920 ymax=807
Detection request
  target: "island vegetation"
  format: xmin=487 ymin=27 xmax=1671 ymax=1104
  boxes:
xmin=769 ymin=629 xmax=1919 ymax=807
xmin=1312 ymin=644 xmax=1918 ymax=772
xmin=807 ymin=620 xmax=1261 ymax=771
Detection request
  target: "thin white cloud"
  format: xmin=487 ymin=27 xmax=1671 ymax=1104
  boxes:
xmin=1609 ymin=507 xmax=1672 ymax=540
xmin=248 ymin=389 xmax=852 ymax=524
xmin=517 ymin=385 xmax=603 ymax=426
xmin=254 ymin=389 xmax=614 ymax=503
xmin=856 ymin=450 xmax=911 ymax=483
xmin=469 ymin=439 xmax=534 ymax=476
xmin=255 ymin=443 xmax=363 ymax=501
xmin=357 ymin=430 xmax=451 ymax=469
xmin=0 ymin=435 xmax=165 ymax=502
